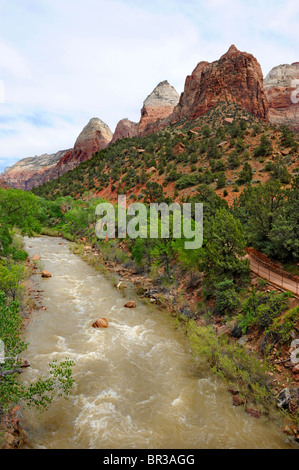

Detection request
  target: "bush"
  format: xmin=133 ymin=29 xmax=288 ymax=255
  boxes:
xmin=270 ymin=307 xmax=299 ymax=344
xmin=214 ymin=280 xmax=241 ymax=316
xmin=239 ymin=290 xmax=290 ymax=334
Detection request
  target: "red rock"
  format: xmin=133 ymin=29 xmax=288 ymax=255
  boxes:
xmin=92 ymin=318 xmax=109 ymax=328
xmin=138 ymin=80 xmax=179 ymax=136
xmin=32 ymin=255 xmax=40 ymax=261
xmin=41 ymin=270 xmax=52 ymax=278
xmin=171 ymin=45 xmax=268 ymax=123
xmin=245 ymin=407 xmax=261 ymax=418
xmin=232 ymin=395 xmax=245 ymax=406
xmin=0 ymin=118 xmax=112 ymax=190
xmin=124 ymin=301 xmax=136 ymax=308
xmin=264 ymin=63 xmax=299 ymax=131
xmin=282 ymin=425 xmax=294 ymax=436
xmin=110 ymin=118 xmax=138 ymax=144
xmin=173 ymin=142 xmax=186 ymax=155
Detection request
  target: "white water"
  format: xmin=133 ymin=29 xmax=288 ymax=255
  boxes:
xmin=21 ymin=237 xmax=296 ymax=449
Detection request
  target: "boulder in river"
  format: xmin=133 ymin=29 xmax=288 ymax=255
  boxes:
xmin=21 ymin=359 xmax=30 ymax=368
xmin=32 ymin=255 xmax=40 ymax=261
xmin=245 ymin=407 xmax=261 ymax=418
xmin=92 ymin=318 xmax=109 ymax=328
xmin=41 ymin=270 xmax=52 ymax=278
xmin=124 ymin=301 xmax=136 ymax=308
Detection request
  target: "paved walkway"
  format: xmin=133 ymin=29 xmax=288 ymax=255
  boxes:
xmin=247 ymin=253 xmax=299 ymax=298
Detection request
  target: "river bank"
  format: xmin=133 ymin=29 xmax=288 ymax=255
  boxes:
xmin=1 ymin=234 xmax=298 ymax=449
xmin=68 ymin=237 xmax=299 ymax=444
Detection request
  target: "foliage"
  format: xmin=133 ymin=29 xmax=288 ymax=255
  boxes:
xmin=187 ymin=320 xmax=274 ymax=408
xmin=0 ymin=291 xmax=74 ymax=412
xmin=204 ymin=208 xmax=249 ymax=288
xmin=214 ymin=280 xmax=241 ymax=316
xmin=269 ymin=307 xmax=299 ymax=344
xmin=238 ymin=290 xmax=290 ymax=334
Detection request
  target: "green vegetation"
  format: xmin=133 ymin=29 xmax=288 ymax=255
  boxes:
xmin=0 ymin=189 xmax=74 ymax=416
xmin=1 ymin=101 xmax=298 ymax=430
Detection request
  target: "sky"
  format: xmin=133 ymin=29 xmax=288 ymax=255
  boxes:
xmin=0 ymin=0 xmax=298 ymax=172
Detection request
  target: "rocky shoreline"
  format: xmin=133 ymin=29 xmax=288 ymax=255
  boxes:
xmin=1 ymin=236 xmax=298 ymax=449
xmin=77 ymin=241 xmax=299 ymax=444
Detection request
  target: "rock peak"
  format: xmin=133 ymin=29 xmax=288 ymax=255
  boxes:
xmin=138 ymin=81 xmax=179 ymax=136
xmin=143 ymin=81 xmax=179 ymax=108
xmin=171 ymin=46 xmax=268 ymax=122
xmin=221 ymin=44 xmax=241 ymax=59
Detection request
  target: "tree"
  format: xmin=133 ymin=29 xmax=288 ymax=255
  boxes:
xmin=237 ymin=162 xmax=253 ymax=185
xmin=204 ymin=208 xmax=249 ymax=287
xmin=0 ymin=189 xmax=42 ymax=236
xmin=233 ymin=180 xmax=298 ymax=261
xmin=0 ymin=291 xmax=74 ymax=413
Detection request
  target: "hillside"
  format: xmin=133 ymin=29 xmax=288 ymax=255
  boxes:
xmin=2 ymin=44 xmax=298 ymax=192
xmin=31 ymin=102 xmax=298 ymax=207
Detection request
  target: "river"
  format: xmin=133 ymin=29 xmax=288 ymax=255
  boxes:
xmin=21 ymin=236 xmax=296 ymax=449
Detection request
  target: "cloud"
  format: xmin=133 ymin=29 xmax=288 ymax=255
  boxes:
xmin=0 ymin=0 xmax=298 ymax=172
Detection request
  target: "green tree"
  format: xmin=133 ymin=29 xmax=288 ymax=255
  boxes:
xmin=0 ymin=291 xmax=74 ymax=412
xmin=204 ymin=208 xmax=249 ymax=287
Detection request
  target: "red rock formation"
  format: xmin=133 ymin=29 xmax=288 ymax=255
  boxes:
xmin=110 ymin=118 xmax=138 ymax=144
xmin=138 ymin=80 xmax=179 ymax=136
xmin=0 ymin=118 xmax=112 ymax=190
xmin=0 ymin=150 xmax=70 ymax=191
xmin=171 ymin=45 xmax=269 ymax=123
xmin=264 ymin=63 xmax=299 ymax=131
xmin=56 ymin=118 xmax=113 ymax=173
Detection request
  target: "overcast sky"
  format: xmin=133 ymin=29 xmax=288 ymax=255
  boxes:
xmin=0 ymin=0 xmax=298 ymax=172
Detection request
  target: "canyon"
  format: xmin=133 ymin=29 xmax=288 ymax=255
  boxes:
xmin=1 ymin=45 xmax=298 ymax=191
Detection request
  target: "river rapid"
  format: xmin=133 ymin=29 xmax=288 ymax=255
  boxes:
xmin=21 ymin=236 xmax=296 ymax=449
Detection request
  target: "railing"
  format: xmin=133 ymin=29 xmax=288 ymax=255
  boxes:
xmin=247 ymin=248 xmax=299 ymax=297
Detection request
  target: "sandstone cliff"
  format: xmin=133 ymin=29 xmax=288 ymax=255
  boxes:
xmin=110 ymin=118 xmax=138 ymax=144
xmin=1 ymin=118 xmax=112 ymax=190
xmin=171 ymin=45 xmax=269 ymax=123
xmin=0 ymin=150 xmax=70 ymax=191
xmin=264 ymin=63 xmax=299 ymax=131
xmin=137 ymin=80 xmax=180 ymax=136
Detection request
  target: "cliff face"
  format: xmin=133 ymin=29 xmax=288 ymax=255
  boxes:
xmin=137 ymin=80 xmax=180 ymax=136
xmin=110 ymin=118 xmax=138 ymax=144
xmin=0 ymin=150 xmax=70 ymax=191
xmin=55 ymin=118 xmax=113 ymax=174
xmin=171 ymin=45 xmax=269 ymax=123
xmin=264 ymin=63 xmax=299 ymax=131
xmin=4 ymin=46 xmax=298 ymax=192
xmin=0 ymin=118 xmax=112 ymax=190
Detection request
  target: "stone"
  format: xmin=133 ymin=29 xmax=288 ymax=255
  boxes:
xmin=110 ymin=118 xmax=138 ymax=144
xmin=0 ymin=149 xmax=70 ymax=191
xmin=21 ymin=359 xmax=30 ymax=368
xmin=264 ymin=62 xmax=299 ymax=132
xmin=32 ymin=255 xmax=40 ymax=261
xmin=41 ymin=270 xmax=52 ymax=278
xmin=138 ymin=80 xmax=179 ymax=136
xmin=282 ymin=425 xmax=294 ymax=436
xmin=124 ymin=301 xmax=136 ymax=308
xmin=276 ymin=388 xmax=291 ymax=408
xmin=92 ymin=318 xmax=109 ymax=328
xmin=245 ymin=407 xmax=261 ymax=418
xmin=232 ymin=394 xmax=245 ymax=406
xmin=0 ymin=118 xmax=112 ymax=190
xmin=170 ymin=45 xmax=268 ymax=123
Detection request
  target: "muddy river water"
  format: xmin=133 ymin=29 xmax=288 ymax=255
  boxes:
xmin=21 ymin=236 xmax=296 ymax=449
